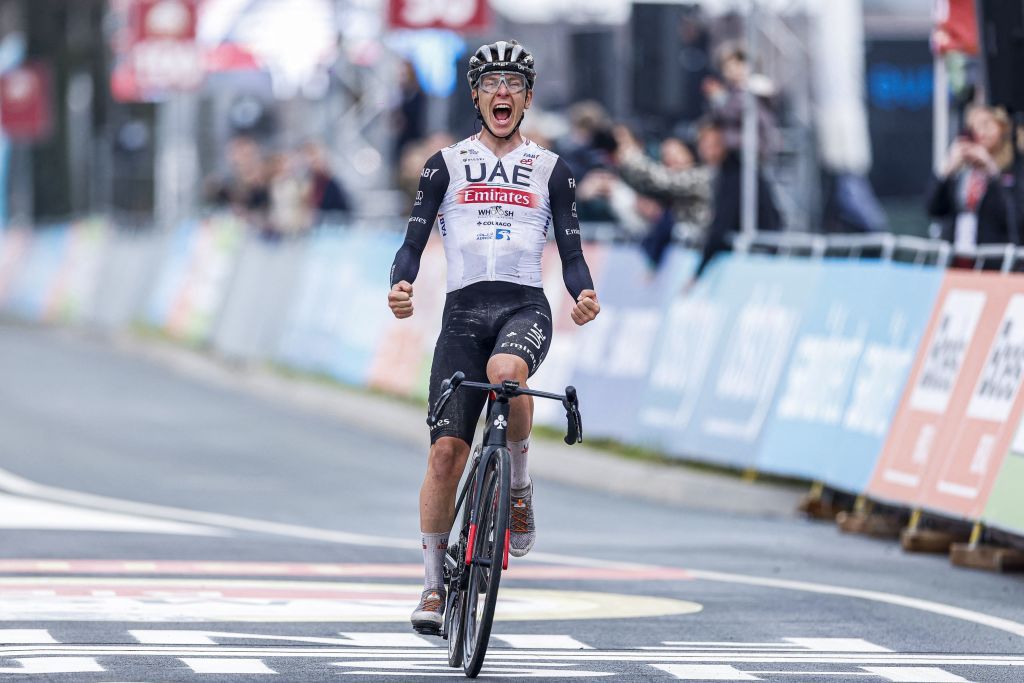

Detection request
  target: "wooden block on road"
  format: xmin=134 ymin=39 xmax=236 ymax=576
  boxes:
xmin=901 ymin=528 xmax=956 ymax=554
xmin=836 ymin=511 xmax=902 ymax=539
xmin=799 ymin=495 xmax=840 ymax=521
xmin=950 ymin=543 xmax=1024 ymax=572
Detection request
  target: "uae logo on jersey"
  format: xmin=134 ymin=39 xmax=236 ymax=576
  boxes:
xmin=458 ymin=184 xmax=539 ymax=208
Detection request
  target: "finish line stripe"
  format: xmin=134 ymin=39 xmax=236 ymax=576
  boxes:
xmin=0 ymin=559 xmax=690 ymax=581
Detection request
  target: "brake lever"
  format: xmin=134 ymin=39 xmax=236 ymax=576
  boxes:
xmin=427 ymin=372 xmax=465 ymax=427
xmin=562 ymin=385 xmax=583 ymax=445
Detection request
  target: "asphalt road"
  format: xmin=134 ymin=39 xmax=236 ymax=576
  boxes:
xmin=0 ymin=322 xmax=1023 ymax=682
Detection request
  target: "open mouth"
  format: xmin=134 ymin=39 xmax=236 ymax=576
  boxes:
xmin=492 ymin=104 xmax=513 ymax=125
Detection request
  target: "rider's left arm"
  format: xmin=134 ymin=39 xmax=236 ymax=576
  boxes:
xmin=548 ymin=158 xmax=595 ymax=301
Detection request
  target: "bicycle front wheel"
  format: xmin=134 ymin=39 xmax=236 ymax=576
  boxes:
xmin=461 ymin=447 xmax=510 ymax=678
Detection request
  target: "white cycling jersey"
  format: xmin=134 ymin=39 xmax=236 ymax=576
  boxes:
xmin=392 ymin=134 xmax=590 ymax=301
xmin=433 ymin=136 xmax=558 ymax=292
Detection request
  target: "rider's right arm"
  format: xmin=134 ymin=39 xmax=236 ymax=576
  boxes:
xmin=390 ymin=151 xmax=450 ymax=287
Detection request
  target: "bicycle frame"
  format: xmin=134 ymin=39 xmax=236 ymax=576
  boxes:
xmin=445 ymin=393 xmax=514 ymax=581
xmin=429 ymin=372 xmax=582 ymax=674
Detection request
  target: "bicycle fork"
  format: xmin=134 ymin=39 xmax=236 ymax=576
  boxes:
xmin=463 ymin=454 xmax=511 ymax=571
xmin=465 ymin=397 xmax=513 ymax=570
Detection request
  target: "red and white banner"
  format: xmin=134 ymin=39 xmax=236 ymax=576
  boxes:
xmin=0 ymin=63 xmax=52 ymax=141
xmin=388 ymin=0 xmax=489 ymax=33
xmin=110 ymin=0 xmax=203 ymax=102
xmin=867 ymin=271 xmax=1024 ymax=519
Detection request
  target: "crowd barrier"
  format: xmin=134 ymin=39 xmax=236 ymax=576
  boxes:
xmin=0 ymin=216 xmax=1021 ymax=540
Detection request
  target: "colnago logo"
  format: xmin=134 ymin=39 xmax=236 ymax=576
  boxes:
xmin=458 ymin=184 xmax=539 ymax=208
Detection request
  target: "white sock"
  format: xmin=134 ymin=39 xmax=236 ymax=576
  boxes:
xmin=421 ymin=531 xmax=448 ymax=590
xmin=509 ymin=438 xmax=531 ymax=491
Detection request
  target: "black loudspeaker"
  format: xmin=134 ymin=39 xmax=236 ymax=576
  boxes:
xmin=571 ymin=31 xmax=616 ymax=112
xmin=977 ymin=0 xmax=1024 ymax=112
xmin=630 ymin=3 xmax=709 ymax=122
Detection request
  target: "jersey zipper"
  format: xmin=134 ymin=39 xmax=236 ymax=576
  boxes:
xmin=488 ymin=224 xmax=496 ymax=280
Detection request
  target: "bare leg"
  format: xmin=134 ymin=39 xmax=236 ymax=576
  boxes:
xmin=419 ymin=436 xmax=472 ymax=533
xmin=486 ymin=354 xmax=533 ymax=440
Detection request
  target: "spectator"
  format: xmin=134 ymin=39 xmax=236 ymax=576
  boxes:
xmin=660 ymin=137 xmax=697 ymax=172
xmin=693 ymin=117 xmax=781 ymax=280
xmin=698 ymin=43 xmax=783 ymax=277
xmin=701 ymin=43 xmax=779 ymax=158
xmin=575 ymin=167 xmax=647 ymax=236
xmin=393 ymin=60 xmax=427 ymax=164
xmin=612 ymin=126 xmax=712 ymax=268
xmin=613 ymin=126 xmax=712 ymax=234
xmin=927 ymin=104 xmax=1023 ymax=255
xmin=555 ymin=101 xmax=615 ymax=181
xmin=205 ymin=135 xmax=271 ymax=227
xmin=302 ymin=141 xmax=350 ymax=220
xmin=268 ymin=151 xmax=312 ymax=237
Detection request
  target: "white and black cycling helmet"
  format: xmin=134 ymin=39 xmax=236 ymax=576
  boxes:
xmin=466 ymin=40 xmax=537 ymax=90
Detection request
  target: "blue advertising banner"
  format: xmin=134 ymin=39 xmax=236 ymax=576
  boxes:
xmin=755 ymin=261 xmax=943 ymax=488
xmin=567 ymin=245 xmax=696 ymax=442
xmin=145 ymin=221 xmax=198 ymax=328
xmin=277 ymin=229 xmax=403 ymax=385
xmin=324 ymin=231 xmax=405 ymax=385
xmin=634 ymin=255 xmax=733 ymax=451
xmin=672 ymin=254 xmax=823 ymax=468
xmin=3 ymin=225 xmax=69 ymax=320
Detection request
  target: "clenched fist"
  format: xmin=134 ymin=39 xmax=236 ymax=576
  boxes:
xmin=388 ymin=281 xmax=414 ymax=319
xmin=571 ymin=289 xmax=600 ymax=326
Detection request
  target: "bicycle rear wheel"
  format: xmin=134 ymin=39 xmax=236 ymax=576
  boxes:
xmin=461 ymin=447 xmax=510 ymax=678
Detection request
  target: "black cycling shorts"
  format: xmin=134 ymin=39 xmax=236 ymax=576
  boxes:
xmin=428 ymin=281 xmax=553 ymax=445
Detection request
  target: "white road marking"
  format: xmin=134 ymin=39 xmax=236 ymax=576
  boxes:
xmin=747 ymin=672 xmax=875 ymax=677
xmin=0 ymin=493 xmax=223 ymax=536
xmin=130 ymin=631 xmax=439 ymax=648
xmin=336 ymin=660 xmax=611 ymax=678
xmin=337 ymin=632 xmax=438 ymax=648
xmin=0 ymin=467 xmax=414 ymax=550
xmin=0 ymin=633 xmax=1010 ymax=680
xmin=0 ymin=657 xmax=105 ymax=673
xmin=1 ymin=465 xmax=1022 ymax=641
xmin=685 ymin=569 xmax=1024 ymax=640
xmin=660 ymin=642 xmax=807 ymax=647
xmin=130 ymin=631 xmax=220 ymax=645
xmin=492 ymin=635 xmax=592 ymax=649
xmin=181 ymin=657 xmax=276 ymax=674
xmin=784 ymin=638 xmax=893 ymax=653
xmin=651 ymin=664 xmax=760 ymax=680
xmin=0 ymin=645 xmax=1021 ymax=666
xmin=861 ymin=667 xmax=970 ymax=682
xmin=644 ymin=639 xmax=894 ymax=653
xmin=0 ymin=578 xmax=698 ymax=623
xmin=0 ymin=629 xmax=58 ymax=644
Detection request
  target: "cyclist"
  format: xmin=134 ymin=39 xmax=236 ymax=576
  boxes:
xmin=387 ymin=40 xmax=600 ymax=633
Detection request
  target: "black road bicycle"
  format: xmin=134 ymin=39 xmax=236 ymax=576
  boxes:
xmin=419 ymin=371 xmax=583 ymax=678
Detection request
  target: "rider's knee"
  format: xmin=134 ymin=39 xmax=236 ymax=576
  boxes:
xmin=428 ymin=438 xmax=468 ymax=480
xmin=486 ymin=356 xmax=527 ymax=384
